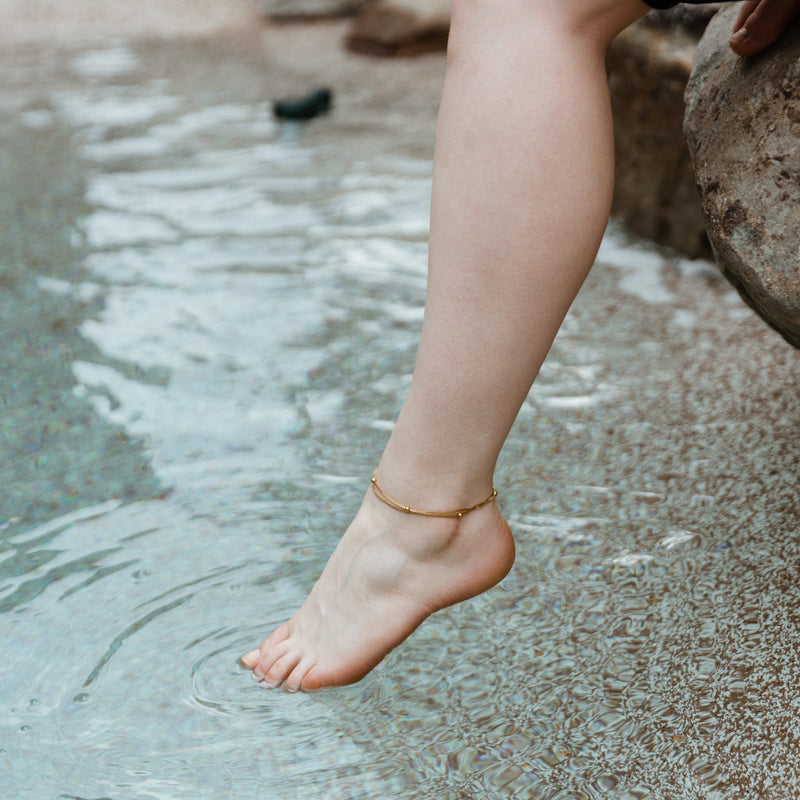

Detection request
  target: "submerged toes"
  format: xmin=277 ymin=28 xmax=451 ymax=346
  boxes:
xmin=242 ymin=625 xmax=295 ymax=676
xmin=241 ymin=648 xmax=260 ymax=669
xmin=242 ymin=634 xmax=316 ymax=692
xmin=262 ymin=651 xmax=302 ymax=689
xmin=284 ymin=659 xmax=315 ymax=693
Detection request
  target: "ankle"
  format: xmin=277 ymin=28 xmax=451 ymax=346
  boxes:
xmin=370 ymin=471 xmax=497 ymax=519
xmin=371 ymin=461 xmax=497 ymax=516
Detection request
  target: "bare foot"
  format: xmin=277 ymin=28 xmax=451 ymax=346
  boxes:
xmin=729 ymin=0 xmax=800 ymax=56
xmin=241 ymin=485 xmax=515 ymax=692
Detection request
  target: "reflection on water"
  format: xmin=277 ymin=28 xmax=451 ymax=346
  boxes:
xmin=2 ymin=38 xmax=800 ymax=800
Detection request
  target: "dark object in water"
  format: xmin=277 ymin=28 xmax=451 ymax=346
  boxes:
xmin=273 ymin=88 xmax=333 ymax=121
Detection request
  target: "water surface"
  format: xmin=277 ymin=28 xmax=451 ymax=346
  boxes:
xmin=2 ymin=37 xmax=799 ymax=800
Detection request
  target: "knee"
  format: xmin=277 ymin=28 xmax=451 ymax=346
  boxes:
xmin=448 ymin=0 xmax=646 ymax=50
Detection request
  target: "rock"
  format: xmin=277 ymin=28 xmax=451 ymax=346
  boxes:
xmin=607 ymin=18 xmax=713 ymax=258
xmin=273 ymin=87 xmax=333 ymax=119
xmin=258 ymin=0 xmax=364 ymax=21
xmin=685 ymin=6 xmax=800 ymax=348
xmin=344 ymin=0 xmax=450 ymax=56
xmin=644 ymin=3 xmax=726 ymax=36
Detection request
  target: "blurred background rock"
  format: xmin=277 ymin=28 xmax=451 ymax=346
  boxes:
xmin=0 ymin=0 xmax=721 ymax=262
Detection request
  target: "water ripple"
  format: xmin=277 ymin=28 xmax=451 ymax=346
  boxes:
xmin=3 ymin=34 xmax=800 ymax=800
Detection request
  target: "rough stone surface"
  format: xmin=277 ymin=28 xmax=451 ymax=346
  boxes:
xmin=607 ymin=19 xmax=712 ymax=259
xmin=685 ymin=6 xmax=800 ymax=348
xmin=345 ymin=0 xmax=450 ymax=56
xmin=259 ymin=0 xmax=365 ymax=20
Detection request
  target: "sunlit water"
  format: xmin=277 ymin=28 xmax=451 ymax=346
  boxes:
xmin=2 ymin=39 xmax=800 ymax=800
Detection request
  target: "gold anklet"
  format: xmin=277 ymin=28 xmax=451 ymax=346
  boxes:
xmin=370 ymin=472 xmax=497 ymax=519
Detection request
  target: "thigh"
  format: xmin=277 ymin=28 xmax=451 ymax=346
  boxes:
xmin=447 ymin=0 xmax=651 ymax=55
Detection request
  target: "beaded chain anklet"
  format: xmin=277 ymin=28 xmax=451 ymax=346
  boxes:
xmin=370 ymin=472 xmax=497 ymax=519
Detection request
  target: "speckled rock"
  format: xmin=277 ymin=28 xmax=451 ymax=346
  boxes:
xmin=607 ymin=19 xmax=712 ymax=258
xmin=685 ymin=6 xmax=800 ymax=348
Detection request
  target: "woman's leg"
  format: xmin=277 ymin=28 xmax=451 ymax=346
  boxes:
xmin=241 ymin=0 xmax=648 ymax=693
xmin=241 ymin=0 xmax=800 ymax=693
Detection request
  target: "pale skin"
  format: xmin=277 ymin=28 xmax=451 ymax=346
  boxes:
xmin=242 ymin=0 xmax=800 ymax=692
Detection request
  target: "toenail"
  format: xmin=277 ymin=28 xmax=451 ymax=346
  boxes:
xmin=261 ymin=678 xmax=282 ymax=689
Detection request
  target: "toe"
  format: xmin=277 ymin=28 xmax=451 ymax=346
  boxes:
xmin=263 ymin=621 xmax=291 ymax=649
xmin=252 ymin=639 xmax=291 ymax=680
xmin=284 ymin=658 xmax=315 ymax=693
xmin=241 ymin=649 xmax=260 ymax=669
xmin=262 ymin=651 xmax=302 ymax=689
xmin=241 ymin=622 xmax=291 ymax=671
xmin=295 ymin=663 xmax=342 ymax=693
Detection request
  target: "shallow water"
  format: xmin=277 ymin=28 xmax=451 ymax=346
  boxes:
xmin=2 ymin=37 xmax=800 ymax=800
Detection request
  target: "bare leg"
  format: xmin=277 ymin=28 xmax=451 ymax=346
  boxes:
xmin=729 ymin=0 xmax=800 ymax=55
xmin=241 ymin=0 xmax=648 ymax=692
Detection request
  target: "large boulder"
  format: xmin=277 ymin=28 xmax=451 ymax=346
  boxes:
xmin=685 ymin=6 xmax=800 ymax=348
xmin=606 ymin=16 xmax=714 ymax=259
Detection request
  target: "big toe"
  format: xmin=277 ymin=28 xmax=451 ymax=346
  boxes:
xmin=241 ymin=649 xmax=260 ymax=669
xmin=241 ymin=623 xmax=291 ymax=671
